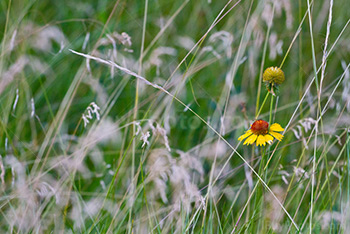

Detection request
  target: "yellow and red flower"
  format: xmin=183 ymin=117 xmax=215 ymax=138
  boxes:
xmin=238 ymin=120 xmax=284 ymax=146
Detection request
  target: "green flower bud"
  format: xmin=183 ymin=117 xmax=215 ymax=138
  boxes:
xmin=263 ymin=67 xmax=285 ymax=85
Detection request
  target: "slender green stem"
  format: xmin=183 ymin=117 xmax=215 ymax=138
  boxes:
xmin=255 ymin=4 xmax=274 ymax=117
xmin=306 ymin=0 xmax=320 ymax=231
xmin=129 ymin=1 xmax=148 ymax=232
xmin=87 ymin=135 xmax=136 ymax=234
xmin=269 ymin=94 xmax=274 ymax=125
xmin=298 ymin=0 xmax=304 ymax=120
xmin=255 ymin=92 xmax=270 ymax=120
xmin=347 ymin=129 xmax=350 ymax=203
xmin=252 ymin=148 xmax=266 ymax=233
xmin=0 ymin=0 xmax=12 ymax=74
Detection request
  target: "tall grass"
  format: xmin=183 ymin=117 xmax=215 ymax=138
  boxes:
xmin=0 ymin=0 xmax=350 ymax=233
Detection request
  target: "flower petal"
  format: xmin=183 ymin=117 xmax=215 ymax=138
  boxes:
xmin=269 ymin=131 xmax=284 ymax=141
xmin=238 ymin=130 xmax=252 ymax=141
xmin=265 ymin=134 xmax=274 ymax=144
xmin=244 ymin=134 xmax=257 ymax=145
xmin=270 ymin=123 xmax=284 ymax=132
xmin=256 ymin=135 xmax=266 ymax=146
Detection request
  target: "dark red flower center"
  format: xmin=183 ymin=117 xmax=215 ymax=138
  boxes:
xmin=251 ymin=120 xmax=269 ymax=135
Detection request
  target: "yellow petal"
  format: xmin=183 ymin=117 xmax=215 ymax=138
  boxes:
xmin=244 ymin=134 xmax=257 ymax=145
xmin=269 ymin=131 xmax=284 ymax=141
xmin=238 ymin=130 xmax=252 ymax=141
xmin=265 ymin=134 xmax=274 ymax=144
xmin=256 ymin=135 xmax=266 ymax=146
xmin=270 ymin=123 xmax=284 ymax=132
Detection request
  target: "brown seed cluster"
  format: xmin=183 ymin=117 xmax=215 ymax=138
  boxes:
xmin=251 ymin=119 xmax=269 ymax=135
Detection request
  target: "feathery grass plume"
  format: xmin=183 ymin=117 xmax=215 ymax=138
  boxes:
xmin=341 ymin=61 xmax=350 ymax=111
xmin=268 ymin=32 xmax=283 ymax=60
xmin=145 ymin=149 xmax=174 ymax=204
xmin=82 ymin=102 xmax=101 ymax=127
xmin=176 ymin=36 xmax=196 ymax=51
xmin=149 ymin=121 xmax=171 ymax=152
xmin=318 ymin=211 xmax=342 ymax=231
xmin=291 ymin=117 xmax=317 ymax=149
xmin=238 ymin=119 xmax=284 ymax=146
xmin=265 ymin=185 xmax=286 ymax=232
xmin=140 ymin=131 xmax=151 ymax=148
xmin=31 ymin=25 xmax=67 ymax=52
xmin=262 ymin=0 xmax=293 ymax=29
xmin=2 ymin=0 xmax=350 ymax=232
xmin=0 ymin=155 xmax=4 ymax=185
xmin=208 ymin=31 xmax=234 ymax=58
xmin=145 ymin=149 xmax=203 ymax=217
xmin=145 ymin=46 xmax=177 ymax=76
xmin=1 ymin=57 xmax=28 ymax=95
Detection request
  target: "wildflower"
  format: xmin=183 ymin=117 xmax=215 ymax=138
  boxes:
xmin=238 ymin=119 xmax=284 ymax=146
xmin=263 ymin=67 xmax=285 ymax=95
xmin=263 ymin=67 xmax=285 ymax=84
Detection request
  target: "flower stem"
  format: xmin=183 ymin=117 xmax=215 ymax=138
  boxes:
xmin=266 ymin=92 xmax=274 ymax=174
xmin=255 ymin=147 xmax=266 ymax=232
xmin=255 ymin=92 xmax=270 ymax=120
xmin=269 ymin=94 xmax=274 ymax=125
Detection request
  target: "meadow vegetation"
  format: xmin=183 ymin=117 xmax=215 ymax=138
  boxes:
xmin=0 ymin=0 xmax=350 ymax=233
